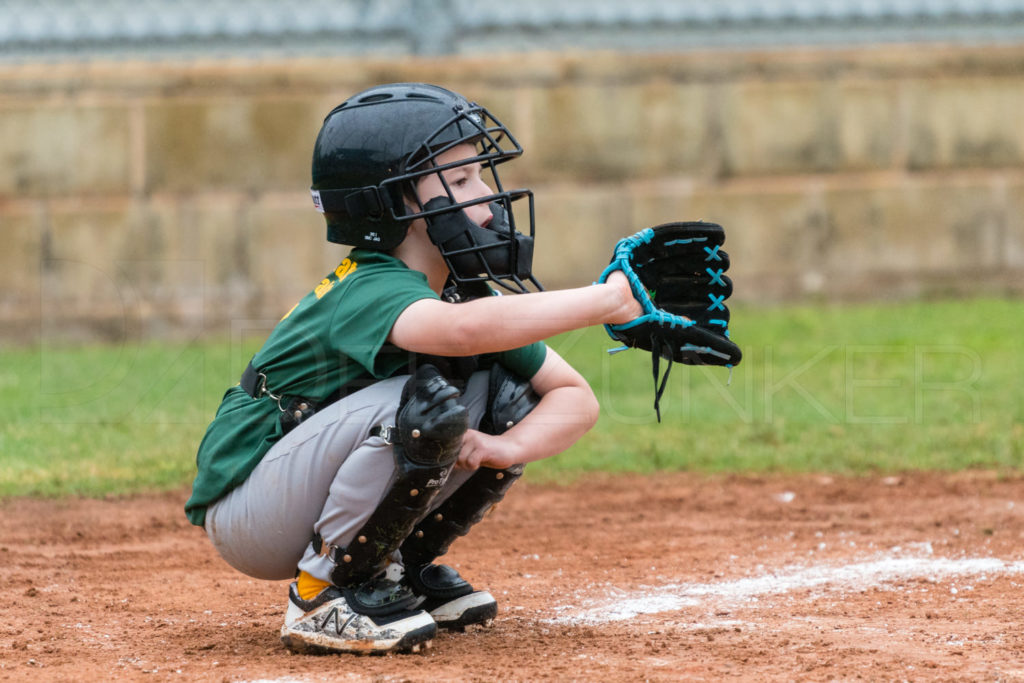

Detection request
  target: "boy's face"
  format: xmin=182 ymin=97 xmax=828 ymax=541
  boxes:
xmin=413 ymin=143 xmax=495 ymax=228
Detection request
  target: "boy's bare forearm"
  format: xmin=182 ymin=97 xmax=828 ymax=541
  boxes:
xmin=507 ymin=383 xmax=598 ymax=462
xmin=392 ymin=278 xmax=638 ymax=356
xmin=457 ymin=383 xmax=598 ymax=470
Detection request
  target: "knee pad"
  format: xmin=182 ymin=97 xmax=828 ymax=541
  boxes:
xmin=325 ymin=364 xmax=468 ymax=588
xmin=400 ymin=363 xmax=539 ymax=568
xmin=478 ymin=362 xmax=541 ymax=436
xmin=395 ymin=362 xmax=470 ymax=465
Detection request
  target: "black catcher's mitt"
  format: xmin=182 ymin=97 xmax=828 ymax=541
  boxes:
xmin=598 ymin=221 xmax=742 ymax=420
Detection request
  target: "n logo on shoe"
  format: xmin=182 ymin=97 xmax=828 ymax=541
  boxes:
xmin=322 ymin=606 xmax=357 ymax=636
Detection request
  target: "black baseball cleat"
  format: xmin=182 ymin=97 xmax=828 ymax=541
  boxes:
xmin=280 ymin=580 xmax=436 ymax=655
xmin=403 ymin=562 xmax=498 ymax=631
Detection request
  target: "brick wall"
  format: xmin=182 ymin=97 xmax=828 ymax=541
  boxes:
xmin=2 ymin=47 xmax=1022 ymax=341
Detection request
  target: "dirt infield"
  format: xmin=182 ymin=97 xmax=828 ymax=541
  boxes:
xmin=3 ymin=471 xmax=1024 ymax=682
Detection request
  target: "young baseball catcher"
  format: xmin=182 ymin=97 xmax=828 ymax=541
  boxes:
xmin=185 ymin=83 xmax=740 ymax=655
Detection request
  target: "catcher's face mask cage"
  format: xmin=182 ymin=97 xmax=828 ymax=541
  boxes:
xmin=402 ymin=108 xmax=541 ymax=294
xmin=310 ymin=83 xmax=541 ymax=294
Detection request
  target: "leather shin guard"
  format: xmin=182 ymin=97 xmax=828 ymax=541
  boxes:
xmin=327 ymin=364 xmax=468 ymax=588
xmin=400 ymin=363 xmax=539 ymax=568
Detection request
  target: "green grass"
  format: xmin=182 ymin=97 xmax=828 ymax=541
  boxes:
xmin=1 ymin=298 xmax=1021 ymax=498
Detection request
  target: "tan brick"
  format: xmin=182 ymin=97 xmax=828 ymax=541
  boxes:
xmin=0 ymin=211 xmax=42 ymax=307
xmin=138 ymin=198 xmax=246 ymax=324
xmin=836 ymin=81 xmax=901 ymax=171
xmin=720 ymin=81 xmax=838 ymax=176
xmin=907 ymin=78 xmax=1024 ymax=169
xmin=43 ymin=205 xmax=136 ymax=313
xmin=43 ymin=202 xmax=209 ymax=314
xmin=40 ymin=200 xmax=293 ymax=334
xmin=140 ymin=196 xmax=339 ymax=328
xmin=247 ymin=200 xmax=338 ymax=310
xmin=0 ymin=104 xmax=132 ymax=197
xmin=145 ymin=97 xmax=324 ymax=192
xmin=628 ymin=180 xmax=699 ymax=230
xmin=531 ymin=183 xmax=633 ymax=290
xmin=528 ymin=82 xmax=711 ymax=182
xmin=1004 ymin=179 xmax=1024 ymax=269
xmin=824 ymin=180 xmax=1007 ymax=276
xmin=38 ymin=203 xmax=219 ymax=339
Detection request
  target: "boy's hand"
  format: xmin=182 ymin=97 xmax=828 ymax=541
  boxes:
xmin=455 ymin=429 xmax=518 ymax=471
xmin=604 ymin=269 xmax=645 ymax=325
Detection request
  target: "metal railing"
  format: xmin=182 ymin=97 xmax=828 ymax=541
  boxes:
xmin=2 ymin=0 xmax=1024 ymax=62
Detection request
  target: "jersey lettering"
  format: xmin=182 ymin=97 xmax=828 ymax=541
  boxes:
xmin=315 ymin=258 xmax=358 ymax=300
xmin=314 ymin=277 xmax=333 ymax=299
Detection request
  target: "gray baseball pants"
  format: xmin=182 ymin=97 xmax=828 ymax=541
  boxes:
xmin=204 ymin=370 xmax=491 ymax=582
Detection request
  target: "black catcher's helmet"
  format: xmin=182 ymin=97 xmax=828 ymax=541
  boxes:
xmin=311 ymin=82 xmax=541 ymax=293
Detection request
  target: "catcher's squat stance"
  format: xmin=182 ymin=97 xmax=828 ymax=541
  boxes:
xmin=185 ymin=83 xmax=740 ymax=655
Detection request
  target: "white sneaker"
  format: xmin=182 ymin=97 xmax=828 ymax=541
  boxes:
xmin=404 ymin=563 xmax=498 ymax=631
xmin=280 ymin=582 xmax=436 ymax=655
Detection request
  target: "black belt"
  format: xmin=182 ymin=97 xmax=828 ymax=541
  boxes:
xmin=240 ymin=361 xmax=273 ymax=400
xmin=240 ymin=359 xmax=381 ymax=435
xmin=239 ymin=360 xmax=321 ymax=433
xmin=241 ymin=355 xmax=473 ymax=438
xmin=240 ymin=360 xmax=369 ymax=404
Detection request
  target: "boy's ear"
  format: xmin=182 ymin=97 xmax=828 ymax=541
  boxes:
xmin=397 ymin=180 xmax=417 ymax=211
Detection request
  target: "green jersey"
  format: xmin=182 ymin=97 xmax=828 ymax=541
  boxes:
xmin=185 ymin=249 xmax=546 ymax=527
